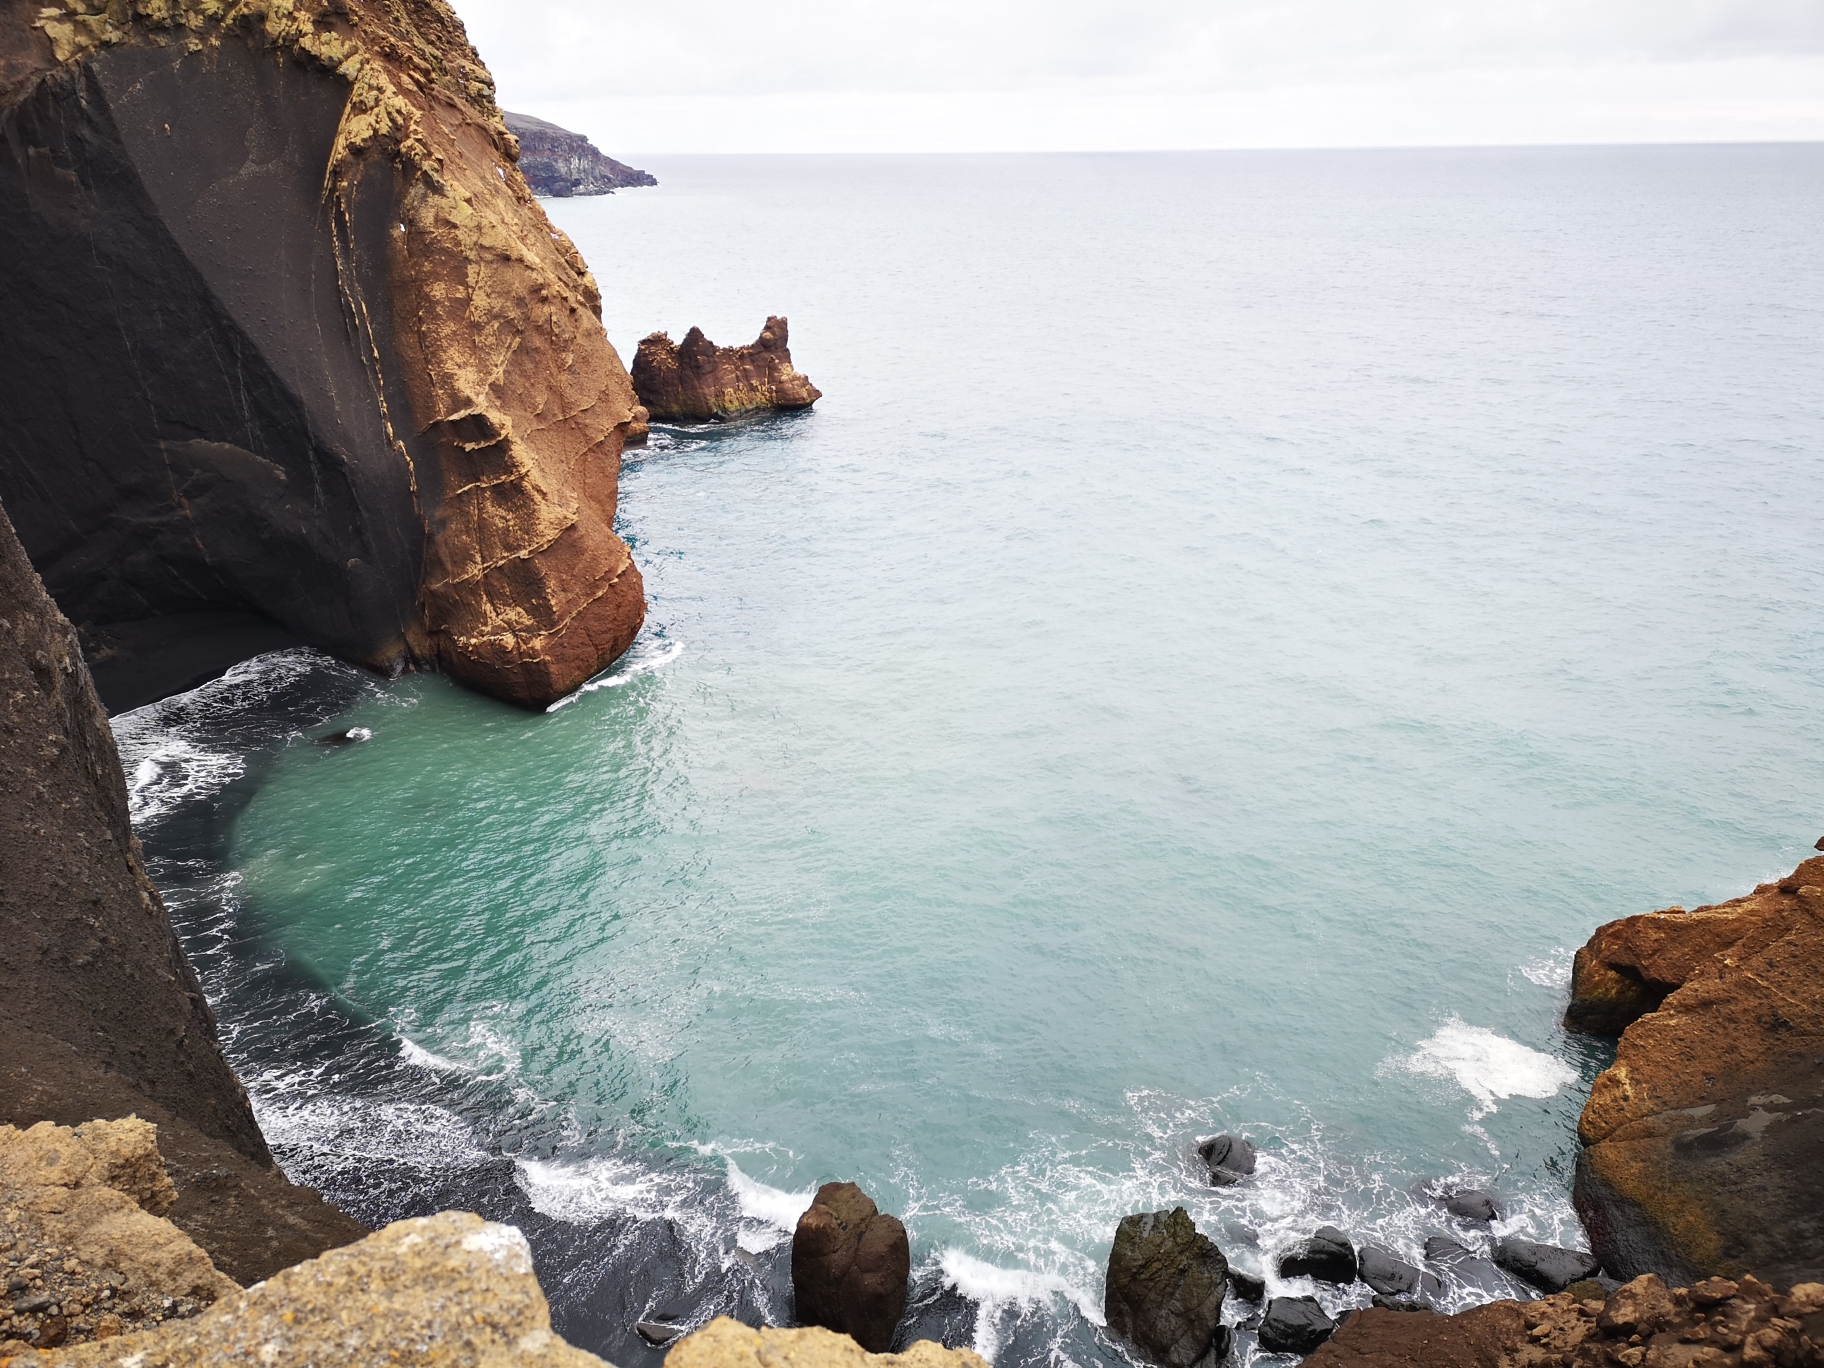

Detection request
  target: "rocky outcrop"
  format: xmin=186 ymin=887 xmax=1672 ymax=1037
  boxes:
xmin=4 ymin=1206 xmax=612 ymax=1365
xmin=1305 ymin=1274 xmax=1824 ymax=1368
xmin=670 ymin=1318 xmax=988 ymax=1368
xmin=1105 ymin=1207 xmax=1229 ymax=1368
xmin=504 ymin=110 xmax=655 ymax=197
xmin=632 ymin=317 xmax=822 ymax=421
xmin=1197 ymin=1133 xmax=1256 ymax=1187
xmin=1494 ymin=1239 xmax=1602 ymax=1296
xmin=1281 ymin=1227 xmax=1359 ymax=1285
xmin=792 ymin=1182 xmax=911 ymax=1353
xmin=0 ymin=0 xmax=646 ymax=710
xmin=0 ymin=502 xmax=367 ymax=1282
xmin=1259 ymin=1296 xmax=1338 ymax=1355
xmin=1564 ymin=859 xmax=1824 ymax=1286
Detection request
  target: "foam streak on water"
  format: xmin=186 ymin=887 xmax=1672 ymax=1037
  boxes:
xmin=115 ymin=148 xmax=1824 ymax=1368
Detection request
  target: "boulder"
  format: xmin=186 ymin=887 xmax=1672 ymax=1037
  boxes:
xmin=1278 ymin=1227 xmax=1358 ymax=1285
xmin=503 ymin=110 xmax=655 ymax=197
xmin=1227 ymin=1268 xmax=1266 ymax=1303
xmin=1566 ymin=859 xmax=1824 ymax=1286
xmin=632 ymin=317 xmax=823 ymax=421
xmin=0 ymin=1 xmax=647 ymax=709
xmin=1422 ymin=1238 xmax=1514 ymax=1300
xmin=1493 ymin=1237 xmax=1601 ymax=1294
xmin=1257 ymin=1296 xmax=1336 ymax=1355
xmin=1197 ymin=1134 xmax=1258 ymax=1187
xmin=1104 ymin=1207 xmax=1229 ymax=1368
xmin=1357 ymin=1246 xmax=1439 ymax=1301
xmin=792 ymin=1182 xmax=911 ymax=1353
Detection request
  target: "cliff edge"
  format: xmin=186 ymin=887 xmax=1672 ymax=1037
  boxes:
xmin=0 ymin=502 xmax=367 ymax=1285
xmin=0 ymin=0 xmax=646 ymax=709
xmin=504 ymin=110 xmax=655 ymax=197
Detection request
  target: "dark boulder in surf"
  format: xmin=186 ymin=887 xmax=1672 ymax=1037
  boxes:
xmin=1424 ymin=1237 xmax=1516 ymax=1299
xmin=791 ymin=1182 xmax=910 ymax=1352
xmin=1197 ymin=1134 xmax=1257 ymax=1187
xmin=1105 ymin=1207 xmax=1229 ymax=1368
xmin=1494 ymin=1237 xmax=1601 ymax=1294
xmin=1258 ymin=1296 xmax=1336 ymax=1355
xmin=1358 ymin=1245 xmax=1439 ymax=1301
xmin=1443 ymin=1189 xmax=1501 ymax=1223
xmin=1278 ymin=1227 xmax=1357 ymax=1285
xmin=631 ymin=318 xmax=822 ymax=422
xmin=1227 ymin=1268 xmax=1266 ymax=1304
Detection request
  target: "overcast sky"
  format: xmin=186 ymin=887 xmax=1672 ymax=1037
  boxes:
xmin=452 ymin=0 xmax=1824 ymax=153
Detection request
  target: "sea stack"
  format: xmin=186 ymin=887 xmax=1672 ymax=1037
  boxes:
xmin=1104 ymin=1208 xmax=1228 ymax=1368
xmin=0 ymin=0 xmax=647 ymax=709
xmin=503 ymin=110 xmax=656 ymax=197
xmin=632 ymin=317 xmax=823 ymax=421
xmin=790 ymin=1182 xmax=910 ymax=1352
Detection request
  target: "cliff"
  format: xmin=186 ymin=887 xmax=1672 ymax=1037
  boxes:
xmin=504 ymin=110 xmax=655 ymax=197
xmin=0 ymin=502 xmax=367 ymax=1285
xmin=1564 ymin=859 xmax=1823 ymax=1287
xmin=0 ymin=0 xmax=646 ymax=710
xmin=632 ymin=317 xmax=822 ymax=421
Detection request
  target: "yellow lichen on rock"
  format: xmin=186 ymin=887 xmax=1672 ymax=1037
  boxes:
xmin=668 ymin=1319 xmax=989 ymax=1368
xmin=7 ymin=1212 xmax=611 ymax=1366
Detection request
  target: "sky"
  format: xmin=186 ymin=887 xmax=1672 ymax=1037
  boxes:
xmin=451 ymin=0 xmax=1824 ymax=154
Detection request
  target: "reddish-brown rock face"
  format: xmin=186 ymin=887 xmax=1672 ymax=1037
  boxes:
xmin=0 ymin=0 xmax=645 ymax=709
xmin=1564 ymin=859 xmax=1824 ymax=1287
xmin=631 ymin=316 xmax=822 ymax=421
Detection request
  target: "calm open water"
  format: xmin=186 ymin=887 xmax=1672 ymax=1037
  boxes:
xmin=115 ymin=146 xmax=1824 ymax=1367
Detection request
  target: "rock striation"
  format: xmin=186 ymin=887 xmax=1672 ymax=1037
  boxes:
xmin=0 ymin=0 xmax=646 ymax=710
xmin=1565 ymin=859 xmax=1824 ymax=1286
xmin=792 ymin=1182 xmax=911 ymax=1353
xmin=632 ymin=317 xmax=822 ymax=422
xmin=1 ymin=501 xmax=367 ymax=1285
xmin=504 ymin=110 xmax=655 ymax=197
xmin=1305 ymin=1274 xmax=1824 ymax=1368
xmin=1105 ymin=1207 xmax=1229 ymax=1368
xmin=669 ymin=1318 xmax=989 ymax=1368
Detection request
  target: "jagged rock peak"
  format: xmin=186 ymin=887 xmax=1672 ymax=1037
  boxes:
xmin=504 ymin=109 xmax=655 ymax=196
xmin=632 ymin=316 xmax=823 ymax=421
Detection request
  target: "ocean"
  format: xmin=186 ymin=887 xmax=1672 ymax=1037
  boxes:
xmin=112 ymin=145 xmax=1824 ymax=1366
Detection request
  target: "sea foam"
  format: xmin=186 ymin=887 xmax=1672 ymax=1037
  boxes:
xmin=1391 ymin=1020 xmax=1578 ymax=1118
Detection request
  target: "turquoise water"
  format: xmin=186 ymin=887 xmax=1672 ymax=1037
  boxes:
xmin=116 ymin=146 xmax=1824 ymax=1365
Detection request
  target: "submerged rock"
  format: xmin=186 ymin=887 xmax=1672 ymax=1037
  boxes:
xmin=1566 ymin=858 xmax=1824 ymax=1286
xmin=0 ymin=0 xmax=647 ymax=709
xmin=1278 ymin=1227 xmax=1358 ymax=1285
xmin=1197 ymin=1134 xmax=1257 ymax=1187
xmin=1104 ymin=1207 xmax=1229 ymax=1368
xmin=1422 ymin=1237 xmax=1514 ymax=1300
xmin=504 ymin=110 xmax=656 ymax=197
xmin=792 ymin=1182 xmax=911 ymax=1353
xmin=632 ymin=317 xmax=823 ymax=421
xmin=1494 ymin=1236 xmax=1601 ymax=1293
xmin=1257 ymin=1296 xmax=1336 ymax=1355
xmin=1442 ymin=1189 xmax=1500 ymax=1223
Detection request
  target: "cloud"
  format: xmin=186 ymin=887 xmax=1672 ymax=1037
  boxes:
xmin=449 ymin=0 xmax=1824 ymax=151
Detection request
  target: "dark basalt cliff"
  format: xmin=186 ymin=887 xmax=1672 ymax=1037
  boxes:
xmin=503 ymin=109 xmax=654 ymax=197
xmin=632 ymin=316 xmax=822 ymax=421
xmin=0 ymin=503 xmax=367 ymax=1285
xmin=0 ymin=0 xmax=646 ymax=710
xmin=1564 ymin=860 xmax=1824 ymax=1288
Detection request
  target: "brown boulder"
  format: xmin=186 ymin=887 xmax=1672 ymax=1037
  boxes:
xmin=792 ymin=1181 xmax=911 ymax=1352
xmin=632 ymin=317 xmax=823 ymax=421
xmin=1105 ymin=1207 xmax=1229 ymax=1367
xmin=1564 ymin=858 xmax=1824 ymax=1285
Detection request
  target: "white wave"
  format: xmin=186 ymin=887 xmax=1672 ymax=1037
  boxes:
xmin=254 ymin=1095 xmax=486 ymax=1169
xmin=398 ymin=1037 xmax=466 ymax=1073
xmin=941 ymin=1250 xmax=1106 ymax=1350
xmin=1519 ymin=948 xmax=1574 ymax=989
xmin=120 ymin=738 xmax=245 ymax=824
xmin=725 ymin=1158 xmax=815 ymax=1231
xmin=517 ymin=1153 xmax=684 ymax=1223
xmin=1390 ymin=1020 xmax=1577 ymax=1119
xmin=546 ymin=638 xmax=685 ymax=712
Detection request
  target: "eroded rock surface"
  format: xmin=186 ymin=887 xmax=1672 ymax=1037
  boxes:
xmin=2 ymin=1210 xmax=612 ymax=1365
xmin=1305 ymin=1275 xmax=1824 ymax=1368
xmin=1565 ymin=858 xmax=1824 ymax=1285
xmin=0 ymin=0 xmax=645 ymax=709
xmin=504 ymin=110 xmax=655 ymax=196
xmin=792 ymin=1182 xmax=911 ymax=1353
xmin=669 ymin=1318 xmax=988 ymax=1368
xmin=1105 ymin=1207 xmax=1229 ymax=1368
xmin=632 ymin=317 xmax=822 ymax=421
